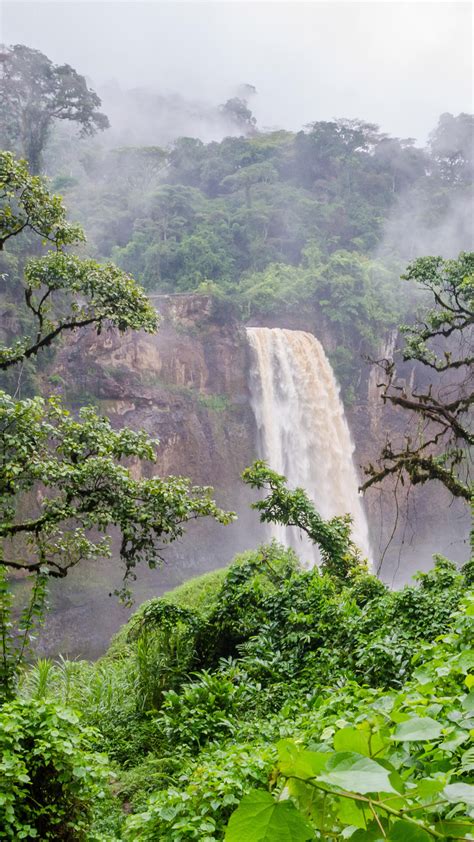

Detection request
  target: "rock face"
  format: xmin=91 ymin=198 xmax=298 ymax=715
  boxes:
xmin=37 ymin=294 xmax=469 ymax=657
xmin=39 ymin=295 xmax=264 ymax=658
xmin=350 ymin=335 xmax=469 ymax=585
xmin=58 ymin=294 xmax=255 ymax=495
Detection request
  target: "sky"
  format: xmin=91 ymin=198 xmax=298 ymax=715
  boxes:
xmin=1 ymin=1 xmax=473 ymax=144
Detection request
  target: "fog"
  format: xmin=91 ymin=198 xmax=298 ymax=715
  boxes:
xmin=1 ymin=1 xmax=472 ymax=145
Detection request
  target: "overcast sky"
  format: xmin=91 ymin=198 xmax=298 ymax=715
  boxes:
xmin=1 ymin=1 xmax=472 ymax=143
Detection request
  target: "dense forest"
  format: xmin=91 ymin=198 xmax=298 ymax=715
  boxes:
xmin=43 ymin=106 xmax=473 ymax=392
xmin=0 ymin=40 xmax=473 ymax=842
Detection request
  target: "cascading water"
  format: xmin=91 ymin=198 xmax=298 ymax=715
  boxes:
xmin=247 ymin=327 xmax=371 ymax=565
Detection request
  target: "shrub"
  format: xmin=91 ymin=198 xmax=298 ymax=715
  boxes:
xmin=0 ymin=699 xmax=110 ymax=840
xmin=157 ymin=667 xmax=253 ymax=752
xmin=123 ymin=742 xmax=275 ymax=841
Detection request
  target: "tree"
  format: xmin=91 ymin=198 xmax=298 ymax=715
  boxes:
xmin=429 ymin=112 xmax=474 ymax=184
xmin=242 ymin=461 xmax=365 ymax=580
xmin=0 ymin=153 xmax=233 ymax=698
xmin=0 ymin=45 xmax=109 ymax=173
xmin=293 ymin=119 xmax=382 ymax=187
xmin=219 ymin=97 xmax=257 ymax=135
xmin=221 ymin=162 xmax=277 ymax=207
xmin=362 ymin=252 xmax=473 ymax=506
xmin=0 ymin=151 xmax=159 ymax=367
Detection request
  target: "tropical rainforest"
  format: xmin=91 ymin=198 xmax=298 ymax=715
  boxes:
xmin=0 ymin=40 xmax=473 ymax=842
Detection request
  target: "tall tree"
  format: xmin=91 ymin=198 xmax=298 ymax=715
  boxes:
xmin=0 ymin=45 xmax=109 ymax=173
xmin=219 ymin=97 xmax=257 ymax=135
xmin=0 ymin=153 xmax=233 ymax=697
xmin=429 ymin=113 xmax=474 ymax=184
xmin=362 ymin=253 xmax=474 ymax=506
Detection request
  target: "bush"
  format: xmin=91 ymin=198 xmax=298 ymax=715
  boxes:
xmin=0 ymin=699 xmax=110 ymax=840
xmin=123 ymin=742 xmax=275 ymax=841
xmin=157 ymin=667 xmax=254 ymax=752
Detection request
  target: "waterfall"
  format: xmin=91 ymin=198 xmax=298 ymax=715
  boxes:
xmin=247 ymin=327 xmax=371 ymax=566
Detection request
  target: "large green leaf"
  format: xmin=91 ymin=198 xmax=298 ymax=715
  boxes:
xmin=334 ymin=726 xmax=386 ymax=757
xmin=318 ymin=752 xmax=395 ymax=794
xmin=462 ymin=691 xmax=474 ymax=712
xmin=392 ymin=716 xmax=442 ymax=742
xmin=225 ymin=790 xmax=314 ymax=842
xmin=335 ymin=795 xmax=370 ymax=828
xmin=443 ymin=782 xmax=474 ymax=806
xmin=435 ymin=819 xmax=474 ymax=838
xmin=277 ymin=739 xmax=328 ymax=779
xmin=388 ymin=819 xmax=432 ymax=841
xmin=334 ymin=726 xmax=371 ymax=755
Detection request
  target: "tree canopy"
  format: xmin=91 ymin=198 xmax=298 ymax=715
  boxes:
xmin=0 ymin=151 xmax=158 ymax=368
xmin=363 ymin=252 xmax=473 ymax=504
xmin=0 ymin=44 xmax=109 ymax=172
xmin=0 ymin=153 xmax=233 ymax=697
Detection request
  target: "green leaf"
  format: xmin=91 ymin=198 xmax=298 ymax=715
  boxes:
xmin=388 ymin=819 xmax=432 ymax=842
xmin=334 ymin=726 xmax=370 ymax=755
xmin=350 ymin=822 xmax=386 ymax=841
xmin=225 ymin=791 xmax=313 ymax=842
xmin=435 ymin=819 xmax=474 ymax=838
xmin=333 ymin=726 xmax=385 ymax=757
xmin=462 ymin=691 xmax=474 ymax=712
xmin=392 ymin=717 xmax=442 ymax=742
xmin=335 ymin=795 xmax=369 ymax=828
xmin=458 ymin=653 xmax=474 ymax=673
xmin=443 ymin=782 xmax=474 ymax=806
xmin=277 ymin=739 xmax=328 ymax=779
xmin=319 ymin=752 xmax=395 ymax=794
xmin=412 ymin=778 xmax=445 ymax=798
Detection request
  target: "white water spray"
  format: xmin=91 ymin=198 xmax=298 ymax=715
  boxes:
xmin=247 ymin=327 xmax=371 ymax=565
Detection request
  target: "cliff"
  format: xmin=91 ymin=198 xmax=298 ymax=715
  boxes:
xmin=36 ymin=294 xmax=469 ymax=657
xmin=37 ymin=295 xmax=262 ymax=657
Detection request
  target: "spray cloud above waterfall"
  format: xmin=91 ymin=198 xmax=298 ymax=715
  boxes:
xmin=2 ymin=1 xmax=472 ymax=145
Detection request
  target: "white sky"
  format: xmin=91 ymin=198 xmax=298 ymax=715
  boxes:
xmin=1 ymin=1 xmax=473 ymax=143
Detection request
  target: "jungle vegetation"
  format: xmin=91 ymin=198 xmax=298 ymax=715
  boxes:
xmin=0 ymin=46 xmax=473 ymax=840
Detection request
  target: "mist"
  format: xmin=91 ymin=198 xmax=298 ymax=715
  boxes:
xmin=2 ymin=1 xmax=472 ymax=146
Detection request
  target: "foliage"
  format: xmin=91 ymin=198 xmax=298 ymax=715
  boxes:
xmin=225 ymin=592 xmax=474 ymax=841
xmin=0 ymin=698 xmax=110 ymax=840
xmin=0 ymin=44 xmax=109 ymax=173
xmin=242 ymin=461 xmax=366 ymax=579
xmin=0 ymin=566 xmax=48 ymax=702
xmin=363 ymin=252 xmax=473 ymax=505
xmin=219 ymin=96 xmax=257 ymax=134
xmin=0 ymin=153 xmax=233 ymax=700
xmin=158 ymin=667 xmax=252 ymax=752
xmin=0 ymin=150 xmax=159 ymax=368
xmin=42 ymin=109 xmax=471 ymax=388
xmin=0 ymin=392 xmax=233 ymax=697
xmin=15 ymin=543 xmax=471 ymax=839
xmin=0 ymin=151 xmax=83 ymax=250
xmin=1 ymin=84 xmax=472 ymax=840
xmin=123 ymin=743 xmax=275 ymax=841
xmin=0 ymin=394 xmax=232 ymax=584
xmin=429 ymin=113 xmax=474 ymax=184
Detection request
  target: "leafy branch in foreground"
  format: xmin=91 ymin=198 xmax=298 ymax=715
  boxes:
xmin=242 ymin=460 xmax=365 ymax=580
xmin=362 ymin=253 xmax=473 ymax=506
xmin=0 ymin=393 xmax=234 ymax=583
xmin=0 ymin=151 xmax=159 ymax=368
xmin=0 ymin=392 xmax=234 ymax=699
xmin=224 ymin=593 xmax=474 ymax=841
xmin=0 ymin=153 xmax=234 ymax=700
